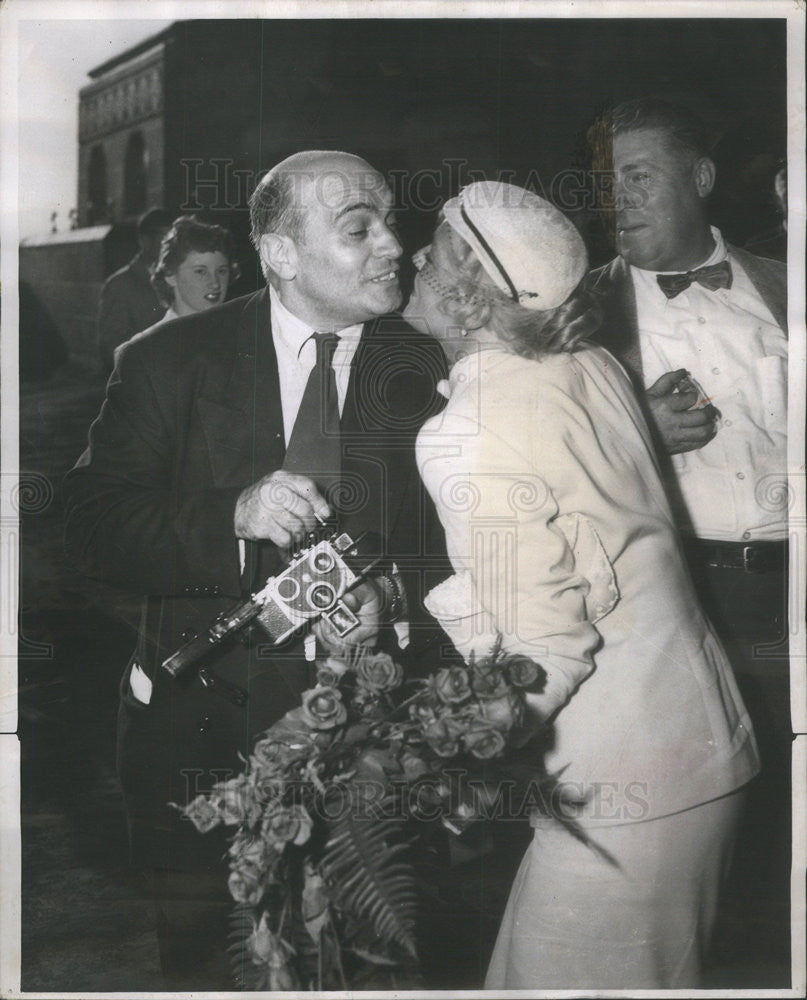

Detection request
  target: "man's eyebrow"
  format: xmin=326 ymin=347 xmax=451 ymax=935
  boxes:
xmin=334 ymin=201 xmax=376 ymax=220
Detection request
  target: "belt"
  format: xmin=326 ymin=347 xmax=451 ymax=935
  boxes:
xmin=683 ymin=537 xmax=787 ymax=574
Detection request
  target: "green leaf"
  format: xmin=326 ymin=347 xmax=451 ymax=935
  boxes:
xmin=320 ymin=789 xmax=418 ymax=961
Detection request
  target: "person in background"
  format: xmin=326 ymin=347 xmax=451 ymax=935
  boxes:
xmin=149 ymin=215 xmax=239 ymax=322
xmin=585 ymin=97 xmax=790 ymax=972
xmin=96 ymin=207 xmax=172 ymax=371
xmin=744 ymin=161 xmax=787 ymax=263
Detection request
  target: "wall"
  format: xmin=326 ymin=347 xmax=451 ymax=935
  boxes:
xmin=19 ymin=227 xmax=136 ymax=365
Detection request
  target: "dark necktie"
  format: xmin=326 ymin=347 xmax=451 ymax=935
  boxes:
xmin=282 ymin=332 xmax=341 ymax=499
xmin=656 ymin=260 xmax=733 ymax=299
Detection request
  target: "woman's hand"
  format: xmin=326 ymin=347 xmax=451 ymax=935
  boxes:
xmin=509 ymin=696 xmax=547 ymax=748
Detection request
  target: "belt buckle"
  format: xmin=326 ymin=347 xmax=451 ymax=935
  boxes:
xmin=743 ymin=545 xmax=759 ymax=573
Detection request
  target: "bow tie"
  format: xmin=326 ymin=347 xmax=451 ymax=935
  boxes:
xmin=656 ymin=260 xmax=733 ymax=299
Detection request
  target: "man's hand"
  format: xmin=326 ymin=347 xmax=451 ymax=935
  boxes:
xmin=645 ymin=369 xmax=719 ymax=455
xmin=234 ymin=471 xmax=330 ymax=547
xmin=313 ymin=579 xmax=383 ymax=653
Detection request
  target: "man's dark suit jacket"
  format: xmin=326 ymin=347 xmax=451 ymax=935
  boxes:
xmin=64 ymin=286 xmax=450 ymax=870
xmin=97 ymin=252 xmax=165 ymax=371
xmin=585 ymin=244 xmax=788 ymax=387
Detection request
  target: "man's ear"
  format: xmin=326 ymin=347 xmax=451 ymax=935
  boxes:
xmin=693 ymin=156 xmax=716 ymax=198
xmin=259 ymin=233 xmax=297 ymax=280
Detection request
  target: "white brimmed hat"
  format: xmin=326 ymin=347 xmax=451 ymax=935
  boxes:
xmin=442 ymin=181 xmax=588 ymax=310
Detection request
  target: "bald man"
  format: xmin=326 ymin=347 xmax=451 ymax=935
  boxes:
xmin=64 ymin=152 xmax=450 ymax=988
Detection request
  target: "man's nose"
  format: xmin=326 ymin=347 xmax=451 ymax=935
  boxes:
xmin=375 ymin=224 xmax=402 ymax=259
xmin=614 ymin=177 xmax=641 ymax=213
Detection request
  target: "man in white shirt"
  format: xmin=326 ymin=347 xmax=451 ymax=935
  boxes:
xmin=586 ymin=98 xmax=789 ymax=974
xmin=65 ymin=150 xmax=449 ymax=989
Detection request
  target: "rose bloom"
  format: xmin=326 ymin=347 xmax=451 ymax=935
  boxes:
xmin=252 ymin=737 xmax=292 ymax=770
xmin=229 ymin=833 xmax=270 ymax=869
xmin=228 ymin=862 xmax=264 ymax=905
xmin=316 ymin=665 xmax=340 ymax=688
xmin=356 ymin=651 xmax=403 ymax=693
xmin=400 ymin=749 xmax=430 ymax=781
xmin=352 ymin=686 xmax=384 ymax=720
xmin=300 ymin=686 xmax=348 ymax=730
xmin=248 ymin=767 xmax=284 ymax=805
xmin=463 ymin=724 xmax=507 ymax=760
xmin=477 ymin=690 xmax=525 ymax=732
xmin=434 ymin=666 xmax=472 ymax=705
xmin=323 ymin=655 xmax=350 ymax=677
xmin=212 ymin=775 xmax=251 ymax=826
xmin=505 ymin=653 xmax=546 ymax=690
xmin=471 ymin=663 xmax=509 ymax=700
xmin=423 ymin=717 xmax=465 ymax=757
xmin=409 ymin=699 xmax=439 ymax=726
xmin=183 ymin=794 xmax=222 ymax=833
xmin=262 ymin=803 xmax=313 ymax=848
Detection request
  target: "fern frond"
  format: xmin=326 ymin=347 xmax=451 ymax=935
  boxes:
xmin=320 ymin=792 xmax=418 ymax=959
xmin=226 ymin=903 xmax=264 ymax=991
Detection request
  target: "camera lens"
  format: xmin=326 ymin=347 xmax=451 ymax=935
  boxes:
xmin=308 ymin=582 xmax=336 ymax=609
xmin=276 ymin=576 xmax=300 ymax=602
xmin=311 ymin=549 xmax=335 ymax=573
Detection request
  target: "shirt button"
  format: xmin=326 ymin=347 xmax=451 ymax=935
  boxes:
xmin=742 ymin=531 xmax=751 ymax=540
xmin=724 ymin=419 xmax=732 ymax=426
xmin=698 ymin=316 xmax=706 ymax=324
xmin=712 ymin=367 xmax=720 ymax=374
xmin=736 ymin=472 xmax=745 ymax=480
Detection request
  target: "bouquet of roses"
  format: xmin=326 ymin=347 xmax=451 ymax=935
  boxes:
xmin=174 ymin=636 xmax=547 ymax=990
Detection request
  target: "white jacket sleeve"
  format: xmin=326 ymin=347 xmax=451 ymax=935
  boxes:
xmin=417 ymin=385 xmax=603 ymax=722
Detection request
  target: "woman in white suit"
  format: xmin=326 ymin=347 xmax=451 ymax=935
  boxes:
xmin=404 ymin=181 xmax=759 ymax=989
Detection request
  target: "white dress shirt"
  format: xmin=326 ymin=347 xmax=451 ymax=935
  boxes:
xmin=267 ymin=287 xmax=409 ymax=653
xmin=631 ymin=227 xmax=787 ymax=541
xmin=269 ymin=285 xmax=362 ymax=438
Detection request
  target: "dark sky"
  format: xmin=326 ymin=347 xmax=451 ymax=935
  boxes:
xmin=189 ymin=17 xmax=786 ymax=272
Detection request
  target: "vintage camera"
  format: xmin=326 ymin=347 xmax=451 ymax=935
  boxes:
xmin=162 ymin=528 xmax=377 ymax=679
xmin=254 ymin=532 xmax=368 ymax=643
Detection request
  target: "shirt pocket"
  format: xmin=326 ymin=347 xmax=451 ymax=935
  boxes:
xmin=756 ymin=355 xmax=787 ymax=433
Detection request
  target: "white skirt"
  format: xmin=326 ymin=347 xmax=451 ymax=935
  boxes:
xmin=485 ymin=788 xmax=745 ymax=990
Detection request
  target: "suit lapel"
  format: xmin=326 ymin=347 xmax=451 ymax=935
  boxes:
xmin=591 ymin=256 xmax=643 ymax=385
xmin=607 ymin=257 xmax=643 ymax=382
xmin=226 ymin=287 xmax=286 ymax=477
xmin=196 ymin=289 xmax=285 ymax=488
xmin=728 ymin=243 xmax=788 ymax=335
xmin=339 ymin=317 xmax=414 ymax=542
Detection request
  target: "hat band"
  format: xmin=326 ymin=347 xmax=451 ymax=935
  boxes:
xmin=459 ymin=202 xmax=519 ymax=303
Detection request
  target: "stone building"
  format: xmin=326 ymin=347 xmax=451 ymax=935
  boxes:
xmin=19 ymin=18 xmax=786 ymax=369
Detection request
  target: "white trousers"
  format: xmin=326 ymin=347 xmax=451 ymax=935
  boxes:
xmin=485 ymin=788 xmax=745 ymax=990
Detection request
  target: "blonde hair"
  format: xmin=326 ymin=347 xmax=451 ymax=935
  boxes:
xmin=443 ymin=250 xmax=600 ymax=359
